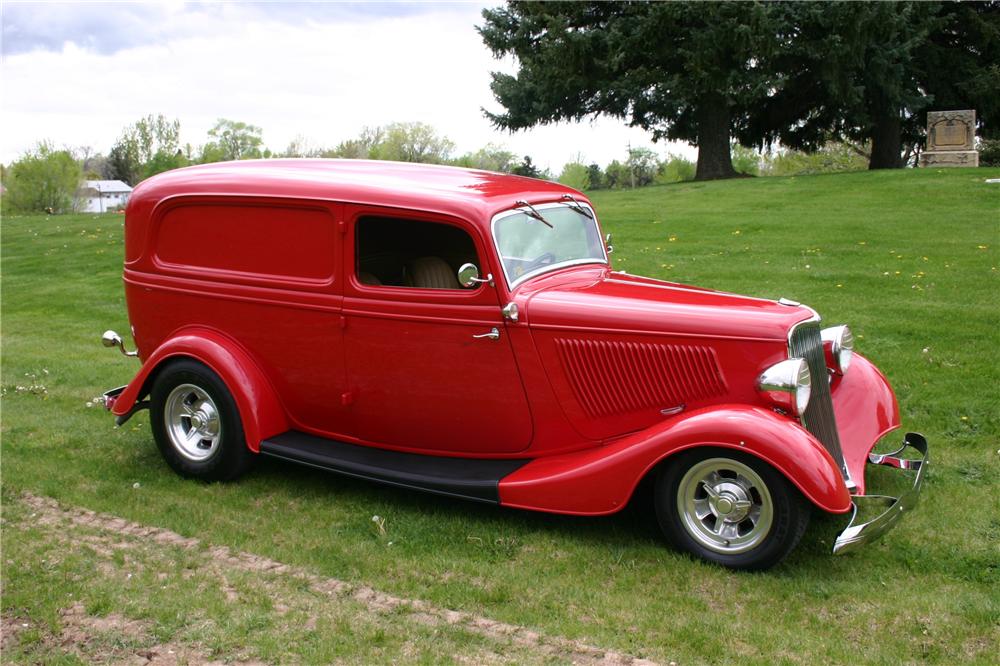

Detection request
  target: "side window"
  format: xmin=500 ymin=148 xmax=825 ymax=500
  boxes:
xmin=355 ymin=216 xmax=479 ymax=290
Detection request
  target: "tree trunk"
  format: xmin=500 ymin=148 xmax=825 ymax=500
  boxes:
xmin=695 ymin=94 xmax=737 ymax=181
xmin=869 ymin=112 xmax=902 ymax=169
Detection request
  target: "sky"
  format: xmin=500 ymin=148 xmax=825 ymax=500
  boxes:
xmin=0 ymin=1 xmax=695 ymax=173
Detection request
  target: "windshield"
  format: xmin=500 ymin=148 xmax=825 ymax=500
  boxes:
xmin=491 ymin=202 xmax=607 ymax=288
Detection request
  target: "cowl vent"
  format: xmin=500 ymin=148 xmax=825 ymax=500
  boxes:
xmin=555 ymin=338 xmax=728 ymax=418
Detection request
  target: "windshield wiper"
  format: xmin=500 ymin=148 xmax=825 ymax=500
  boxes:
xmin=561 ymin=194 xmax=594 ymax=219
xmin=515 ymin=200 xmax=554 ymax=228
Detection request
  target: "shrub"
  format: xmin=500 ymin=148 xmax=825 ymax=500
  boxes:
xmin=732 ymin=144 xmax=761 ymax=176
xmin=762 ymin=143 xmax=868 ymax=176
xmin=978 ymin=138 xmax=1000 ymax=167
xmin=657 ymin=154 xmax=696 ymax=184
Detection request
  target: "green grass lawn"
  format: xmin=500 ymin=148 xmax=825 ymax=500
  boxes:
xmin=3 ymin=168 xmax=998 ymax=664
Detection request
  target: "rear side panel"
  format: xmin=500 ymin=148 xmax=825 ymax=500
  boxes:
xmin=124 ymin=196 xmax=351 ymax=436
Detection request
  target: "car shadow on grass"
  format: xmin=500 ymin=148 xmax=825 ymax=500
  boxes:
xmin=250 ymin=454 xmax=860 ymax=575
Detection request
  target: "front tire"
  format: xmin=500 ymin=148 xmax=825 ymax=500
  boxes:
xmin=654 ymin=448 xmax=809 ymax=570
xmin=150 ymin=359 xmax=254 ymax=481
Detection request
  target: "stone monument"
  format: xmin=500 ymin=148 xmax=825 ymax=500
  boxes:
xmin=919 ymin=110 xmax=979 ymax=167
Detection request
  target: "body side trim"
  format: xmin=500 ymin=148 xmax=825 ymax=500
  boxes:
xmin=527 ymin=322 xmax=785 ymax=344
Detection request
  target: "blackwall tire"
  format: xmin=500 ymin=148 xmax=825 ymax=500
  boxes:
xmin=149 ymin=359 xmax=254 ymax=481
xmin=655 ymin=448 xmax=809 ymax=571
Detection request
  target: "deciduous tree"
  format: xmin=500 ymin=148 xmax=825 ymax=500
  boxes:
xmin=370 ymin=122 xmax=455 ymax=163
xmin=557 ymin=161 xmax=590 ymax=190
xmin=108 ymin=114 xmax=183 ymax=184
xmin=327 ymin=123 xmax=454 ymax=164
xmin=202 ymin=119 xmax=265 ymax=162
xmin=452 ymin=144 xmax=518 ymax=172
xmin=4 ymin=141 xmax=82 ymax=213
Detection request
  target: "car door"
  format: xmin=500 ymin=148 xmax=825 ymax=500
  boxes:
xmin=340 ymin=206 xmax=533 ymax=454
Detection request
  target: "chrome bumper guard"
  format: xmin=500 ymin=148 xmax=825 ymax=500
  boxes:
xmin=102 ymin=385 xmax=126 ymax=410
xmin=102 ymin=385 xmax=148 ymax=426
xmin=832 ymin=432 xmax=928 ymax=555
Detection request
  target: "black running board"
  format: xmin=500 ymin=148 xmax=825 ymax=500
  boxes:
xmin=259 ymin=431 xmax=531 ymax=504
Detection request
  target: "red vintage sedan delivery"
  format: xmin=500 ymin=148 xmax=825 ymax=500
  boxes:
xmin=102 ymin=159 xmax=926 ymax=570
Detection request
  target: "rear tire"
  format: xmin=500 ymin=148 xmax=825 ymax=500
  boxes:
xmin=654 ymin=448 xmax=809 ymax=571
xmin=150 ymin=359 xmax=254 ymax=481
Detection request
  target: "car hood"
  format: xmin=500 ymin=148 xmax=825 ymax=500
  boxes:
xmin=522 ymin=269 xmax=814 ymax=341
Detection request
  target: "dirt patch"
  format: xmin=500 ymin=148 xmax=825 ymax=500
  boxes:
xmin=1 ymin=614 xmax=34 ymax=651
xmin=15 ymin=492 xmax=661 ymax=665
xmin=5 ymin=602 xmax=283 ymax=666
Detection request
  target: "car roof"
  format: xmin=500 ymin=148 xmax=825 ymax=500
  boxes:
xmin=128 ymin=159 xmax=586 ymax=225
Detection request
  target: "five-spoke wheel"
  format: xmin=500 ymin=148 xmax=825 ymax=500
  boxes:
xmin=677 ymin=458 xmax=774 ymax=554
xmin=656 ymin=448 xmax=809 ymax=570
xmin=150 ymin=359 xmax=254 ymax=481
xmin=164 ymin=383 xmax=222 ymax=461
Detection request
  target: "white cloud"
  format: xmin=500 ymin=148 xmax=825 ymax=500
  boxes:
xmin=0 ymin=1 xmax=696 ymax=171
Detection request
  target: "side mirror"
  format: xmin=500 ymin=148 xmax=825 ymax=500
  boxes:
xmin=102 ymin=330 xmax=122 ymax=348
xmin=101 ymin=329 xmax=138 ymax=357
xmin=605 ymin=233 xmax=614 ymax=255
xmin=458 ymin=262 xmax=494 ymax=288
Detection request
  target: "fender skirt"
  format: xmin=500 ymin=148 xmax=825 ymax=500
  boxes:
xmin=108 ymin=329 xmax=288 ymax=452
xmin=498 ymin=404 xmax=852 ymax=516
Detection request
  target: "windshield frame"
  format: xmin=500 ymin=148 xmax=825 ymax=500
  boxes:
xmin=490 ymin=201 xmax=608 ymax=290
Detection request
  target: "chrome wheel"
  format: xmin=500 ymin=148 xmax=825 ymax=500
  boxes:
xmin=677 ymin=457 xmax=774 ymax=555
xmin=164 ymin=383 xmax=222 ymax=462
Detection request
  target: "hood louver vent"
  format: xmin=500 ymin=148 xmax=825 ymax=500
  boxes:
xmin=555 ymin=338 xmax=727 ymax=418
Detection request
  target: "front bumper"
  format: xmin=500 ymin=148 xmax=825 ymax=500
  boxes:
xmin=833 ymin=432 xmax=928 ymax=555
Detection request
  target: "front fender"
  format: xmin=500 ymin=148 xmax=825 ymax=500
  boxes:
xmin=831 ymin=353 xmax=901 ymax=495
xmin=110 ymin=327 xmax=288 ymax=452
xmin=498 ymin=405 xmax=851 ymax=515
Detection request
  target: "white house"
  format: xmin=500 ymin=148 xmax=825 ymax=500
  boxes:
xmin=81 ymin=180 xmax=133 ymax=213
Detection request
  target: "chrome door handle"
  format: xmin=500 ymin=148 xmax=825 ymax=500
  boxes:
xmin=472 ymin=327 xmax=500 ymax=340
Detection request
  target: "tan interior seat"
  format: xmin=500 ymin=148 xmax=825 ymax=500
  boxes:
xmin=405 ymin=256 xmax=460 ymax=289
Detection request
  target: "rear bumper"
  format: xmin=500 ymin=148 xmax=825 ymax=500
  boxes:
xmin=102 ymin=385 xmax=148 ymax=426
xmin=833 ymin=432 xmax=928 ymax=555
xmin=102 ymin=385 xmax=126 ymax=410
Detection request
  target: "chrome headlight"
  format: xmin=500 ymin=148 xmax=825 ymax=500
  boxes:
xmin=821 ymin=325 xmax=854 ymax=375
xmin=757 ymin=358 xmax=812 ymax=416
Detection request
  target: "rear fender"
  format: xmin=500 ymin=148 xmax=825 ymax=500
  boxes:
xmin=498 ymin=404 xmax=851 ymax=515
xmin=110 ymin=327 xmax=288 ymax=452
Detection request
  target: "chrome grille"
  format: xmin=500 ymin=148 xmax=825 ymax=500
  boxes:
xmin=789 ymin=320 xmax=851 ymax=483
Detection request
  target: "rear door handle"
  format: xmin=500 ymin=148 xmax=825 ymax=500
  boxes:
xmin=472 ymin=327 xmax=500 ymax=340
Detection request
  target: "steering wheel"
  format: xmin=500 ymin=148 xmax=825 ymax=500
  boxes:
xmin=523 ymin=252 xmax=557 ymax=274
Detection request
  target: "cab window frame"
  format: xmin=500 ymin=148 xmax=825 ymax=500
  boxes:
xmin=344 ymin=206 xmax=495 ymax=305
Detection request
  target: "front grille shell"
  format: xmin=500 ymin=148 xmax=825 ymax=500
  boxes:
xmin=789 ymin=319 xmax=852 ymax=485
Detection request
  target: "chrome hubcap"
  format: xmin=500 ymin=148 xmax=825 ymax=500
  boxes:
xmin=164 ymin=384 xmax=221 ymax=462
xmin=677 ymin=458 xmax=773 ymax=554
